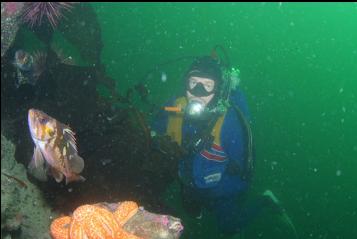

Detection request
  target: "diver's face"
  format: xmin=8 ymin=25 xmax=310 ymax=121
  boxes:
xmin=186 ymin=76 xmax=215 ymax=106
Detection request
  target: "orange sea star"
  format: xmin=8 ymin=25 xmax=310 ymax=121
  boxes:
xmin=50 ymin=201 xmax=141 ymax=239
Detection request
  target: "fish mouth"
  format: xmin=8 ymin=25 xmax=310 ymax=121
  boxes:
xmin=28 ymin=109 xmax=37 ymax=129
xmin=28 ymin=108 xmax=45 ymax=124
xmin=28 ymin=108 xmax=35 ymax=117
xmin=28 ymin=109 xmax=35 ymax=129
xmin=28 ymin=108 xmax=39 ymax=116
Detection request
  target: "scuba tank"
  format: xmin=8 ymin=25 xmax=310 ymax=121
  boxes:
xmin=211 ymin=45 xmax=254 ymax=181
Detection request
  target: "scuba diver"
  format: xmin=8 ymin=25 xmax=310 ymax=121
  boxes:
xmin=150 ymin=46 xmax=298 ymax=237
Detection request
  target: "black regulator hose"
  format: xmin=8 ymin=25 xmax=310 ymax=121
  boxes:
xmin=211 ymin=44 xmax=231 ymax=68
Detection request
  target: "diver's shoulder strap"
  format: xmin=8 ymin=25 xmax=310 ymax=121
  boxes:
xmin=166 ymin=97 xmax=187 ymax=146
xmin=211 ymin=113 xmax=225 ymax=146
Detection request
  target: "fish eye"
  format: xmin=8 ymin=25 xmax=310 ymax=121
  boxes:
xmin=39 ymin=118 xmax=48 ymax=124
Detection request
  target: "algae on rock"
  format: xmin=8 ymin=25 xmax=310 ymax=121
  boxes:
xmin=1 ymin=134 xmax=57 ymax=239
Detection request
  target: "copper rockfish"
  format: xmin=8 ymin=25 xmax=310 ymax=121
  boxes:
xmin=28 ymin=109 xmax=85 ymax=184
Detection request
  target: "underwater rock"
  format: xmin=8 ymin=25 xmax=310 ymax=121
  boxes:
xmin=1 ymin=2 xmax=24 ymax=57
xmin=58 ymin=3 xmax=103 ymax=66
xmin=123 ymin=205 xmax=184 ymax=239
xmin=1 ymin=134 xmax=57 ymax=239
xmin=9 ymin=2 xmax=102 ymax=67
xmin=25 ymin=3 xmax=103 ymax=66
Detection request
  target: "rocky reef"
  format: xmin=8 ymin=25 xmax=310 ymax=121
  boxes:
xmin=1 ymin=134 xmax=57 ymax=239
xmin=1 ymin=2 xmax=24 ymax=57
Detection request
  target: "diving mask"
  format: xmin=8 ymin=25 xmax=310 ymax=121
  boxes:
xmin=188 ymin=81 xmax=214 ymax=97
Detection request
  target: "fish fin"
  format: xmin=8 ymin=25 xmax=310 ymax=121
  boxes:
xmin=32 ymin=51 xmax=47 ymax=79
xmin=63 ymin=126 xmax=78 ymax=155
xmin=65 ymin=174 xmax=86 ymax=185
xmin=62 ymin=126 xmax=85 ymax=176
xmin=33 ymin=146 xmax=45 ymax=168
xmin=50 ymin=167 xmax=64 ymax=183
xmin=68 ymin=155 xmax=84 ymax=174
xmin=27 ymin=146 xmax=48 ymax=181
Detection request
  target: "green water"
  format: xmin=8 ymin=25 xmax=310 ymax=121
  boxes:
xmin=76 ymin=2 xmax=357 ymax=238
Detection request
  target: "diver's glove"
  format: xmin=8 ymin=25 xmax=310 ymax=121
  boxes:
xmin=182 ymin=130 xmax=214 ymax=155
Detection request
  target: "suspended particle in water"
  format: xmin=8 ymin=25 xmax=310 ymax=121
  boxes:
xmin=336 ymin=170 xmax=342 ymax=176
xmin=150 ymin=130 xmax=157 ymax=137
xmin=101 ymin=158 xmax=112 ymax=166
xmin=161 ymin=72 xmax=167 ymax=83
xmin=145 ymin=39 xmax=152 ymax=45
xmin=288 ymin=90 xmax=295 ymax=97
xmin=339 ymin=88 xmax=344 ymax=93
